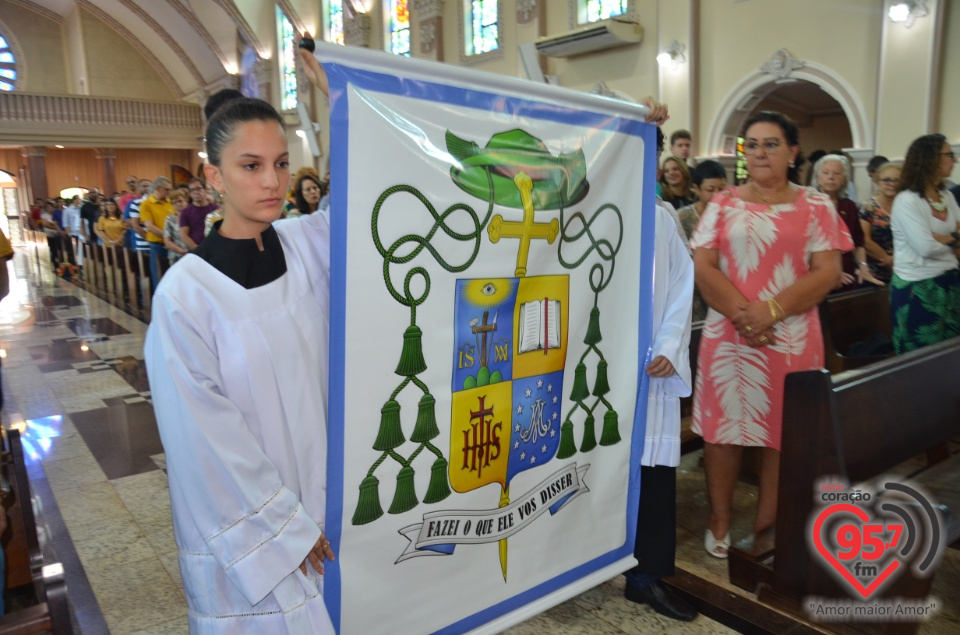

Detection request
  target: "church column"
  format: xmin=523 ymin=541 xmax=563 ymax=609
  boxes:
xmin=95 ymin=149 xmax=117 ymax=195
xmin=413 ymin=0 xmax=444 ymax=61
xmin=345 ymin=12 xmax=373 ymax=48
xmin=515 ymin=0 xmax=547 ymax=76
xmin=844 ymin=148 xmax=875 ymax=206
xmin=657 ymin=0 xmax=697 ymax=150
xmin=21 ymin=147 xmax=49 ymax=201
xmin=875 ymin=0 xmax=946 ymax=156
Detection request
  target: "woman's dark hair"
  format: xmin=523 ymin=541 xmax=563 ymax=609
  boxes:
xmin=693 ymin=160 xmax=727 ymax=185
xmin=204 ymin=88 xmax=245 ymax=121
xmin=101 ymin=197 xmax=120 ymax=218
xmin=899 ymin=134 xmax=947 ymax=196
xmin=205 ymin=98 xmax=284 ymax=167
xmin=866 ymin=155 xmax=889 ymax=175
xmin=741 ymin=110 xmax=805 ymax=184
xmin=294 ymin=174 xmax=323 ymax=215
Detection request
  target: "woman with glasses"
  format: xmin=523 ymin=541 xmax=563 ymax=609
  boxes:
xmin=689 ymin=111 xmax=852 ymax=558
xmin=889 ymin=134 xmax=960 ymax=354
xmin=859 ymin=162 xmax=902 ymax=283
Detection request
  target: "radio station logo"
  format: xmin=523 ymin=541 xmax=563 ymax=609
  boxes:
xmin=805 ymin=477 xmax=945 ymax=622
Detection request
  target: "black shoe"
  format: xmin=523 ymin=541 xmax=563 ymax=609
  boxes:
xmin=624 ymin=580 xmax=698 ymax=622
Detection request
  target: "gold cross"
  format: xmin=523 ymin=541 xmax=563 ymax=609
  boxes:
xmin=487 ymin=172 xmax=560 ymax=278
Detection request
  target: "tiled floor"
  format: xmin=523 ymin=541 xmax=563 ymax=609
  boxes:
xmin=1 ymin=235 xmax=956 ymax=634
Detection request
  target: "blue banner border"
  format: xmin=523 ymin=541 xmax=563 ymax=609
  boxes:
xmin=324 ymin=62 xmax=657 ymax=635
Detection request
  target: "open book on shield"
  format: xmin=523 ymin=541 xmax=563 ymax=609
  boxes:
xmin=518 ymin=299 xmax=561 ymax=354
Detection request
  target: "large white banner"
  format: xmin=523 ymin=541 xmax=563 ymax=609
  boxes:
xmin=321 ymin=45 xmax=658 ymax=635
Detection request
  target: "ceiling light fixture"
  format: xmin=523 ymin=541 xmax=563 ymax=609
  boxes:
xmin=656 ymin=41 xmax=686 ymax=70
xmin=888 ymin=1 xmax=928 ymax=28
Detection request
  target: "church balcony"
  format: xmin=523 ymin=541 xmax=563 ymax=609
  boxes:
xmin=0 ymin=92 xmax=202 ymax=149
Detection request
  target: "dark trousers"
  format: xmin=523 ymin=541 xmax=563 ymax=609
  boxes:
xmin=627 ymin=464 xmax=677 ymax=583
xmin=46 ymin=235 xmax=63 ymax=267
xmin=61 ymin=236 xmax=76 ymax=266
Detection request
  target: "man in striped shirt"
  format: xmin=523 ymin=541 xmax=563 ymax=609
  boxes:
xmin=123 ymin=178 xmax=152 ymax=253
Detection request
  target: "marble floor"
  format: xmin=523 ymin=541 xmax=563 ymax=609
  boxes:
xmin=1 ymin=233 xmax=956 ymax=634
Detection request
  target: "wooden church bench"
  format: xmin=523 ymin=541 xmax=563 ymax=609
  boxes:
xmin=727 ymin=337 xmax=960 ymax=634
xmin=0 ymin=430 xmax=72 ymax=634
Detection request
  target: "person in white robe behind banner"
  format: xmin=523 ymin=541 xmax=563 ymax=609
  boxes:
xmin=144 ymin=96 xmax=335 ymax=634
xmin=622 ymin=126 xmax=697 ymax=622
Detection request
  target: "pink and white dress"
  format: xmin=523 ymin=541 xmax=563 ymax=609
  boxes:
xmin=689 ymin=187 xmax=853 ymax=450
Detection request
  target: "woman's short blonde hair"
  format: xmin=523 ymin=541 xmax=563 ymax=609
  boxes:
xmin=169 ymin=189 xmax=188 ymax=205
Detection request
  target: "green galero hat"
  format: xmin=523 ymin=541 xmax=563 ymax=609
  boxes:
xmin=446 ymin=129 xmax=589 ymax=210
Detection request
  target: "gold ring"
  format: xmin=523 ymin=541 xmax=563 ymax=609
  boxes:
xmin=759 ymin=335 xmax=768 ymax=344
xmin=745 ymin=325 xmax=754 ymax=333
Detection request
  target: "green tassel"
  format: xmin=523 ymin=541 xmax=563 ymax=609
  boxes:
xmin=557 ymin=420 xmax=577 ymax=459
xmin=570 ymin=363 xmax=590 ymax=402
xmin=580 ymin=415 xmax=597 ymax=452
xmin=373 ymin=400 xmax=405 ymax=451
xmin=351 ymin=475 xmax=384 ymax=525
xmin=395 ymin=325 xmax=428 ymax=376
xmin=584 ymin=306 xmax=602 ymax=345
xmin=411 ymin=394 xmax=439 ymax=442
xmin=388 ymin=466 xmax=419 ymax=514
xmin=593 ymin=359 xmax=610 ymax=397
xmin=423 ymin=457 xmax=452 ymax=504
xmin=599 ymin=410 xmax=621 ymax=446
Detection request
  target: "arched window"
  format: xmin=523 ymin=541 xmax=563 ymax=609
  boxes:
xmin=386 ymin=0 xmax=411 ymax=57
xmin=325 ymin=0 xmax=345 ymax=46
xmin=276 ymin=6 xmax=297 ymax=111
xmin=0 ymin=34 xmax=17 ymax=91
xmin=465 ymin=0 xmax=499 ymax=57
xmin=584 ymin=0 xmax=628 ymax=22
xmin=572 ymin=0 xmax=633 ymax=28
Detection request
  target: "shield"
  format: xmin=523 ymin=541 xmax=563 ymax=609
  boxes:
xmin=450 ymin=276 xmax=569 ymax=494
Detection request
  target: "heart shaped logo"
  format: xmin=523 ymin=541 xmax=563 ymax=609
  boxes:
xmin=811 ymin=503 xmax=902 ymax=599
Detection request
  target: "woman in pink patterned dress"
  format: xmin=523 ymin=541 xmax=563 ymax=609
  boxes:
xmin=689 ymin=111 xmax=853 ymax=558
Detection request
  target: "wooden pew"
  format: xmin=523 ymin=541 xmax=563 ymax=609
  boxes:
xmin=727 ymin=337 xmax=960 ymax=634
xmin=820 ymin=286 xmax=893 ymax=373
xmin=104 ymin=245 xmax=125 ymax=307
xmin=136 ymin=250 xmax=152 ymax=314
xmin=121 ymin=248 xmax=149 ymax=317
xmin=0 ymin=430 xmax=73 ymax=634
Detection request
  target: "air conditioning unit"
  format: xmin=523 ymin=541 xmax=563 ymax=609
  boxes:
xmin=534 ymin=18 xmax=643 ymax=59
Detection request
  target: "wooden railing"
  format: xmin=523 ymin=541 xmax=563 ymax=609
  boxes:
xmin=0 ymin=92 xmax=201 ymax=129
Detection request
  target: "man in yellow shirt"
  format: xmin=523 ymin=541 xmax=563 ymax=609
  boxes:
xmin=139 ymin=176 xmax=174 ymax=293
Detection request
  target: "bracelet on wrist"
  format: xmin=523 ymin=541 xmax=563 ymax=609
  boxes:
xmin=767 ymin=298 xmax=785 ymax=323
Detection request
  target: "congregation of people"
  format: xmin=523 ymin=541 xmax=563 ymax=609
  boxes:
xmin=14 ymin=70 xmax=959 ymax=629
xmin=654 ymin=122 xmax=960 ymax=571
xmin=25 ymin=149 xmax=329 ymax=295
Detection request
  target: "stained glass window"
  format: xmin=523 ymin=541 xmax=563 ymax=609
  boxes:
xmin=466 ymin=0 xmax=499 ymax=56
xmin=276 ymin=7 xmax=297 ymax=111
xmin=325 ymin=0 xmax=345 ymax=46
xmin=388 ymin=0 xmax=411 ymax=56
xmin=583 ymin=0 xmax=628 ymax=23
xmin=0 ymin=35 xmax=16 ymax=91
xmin=736 ymin=137 xmax=749 ymax=185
